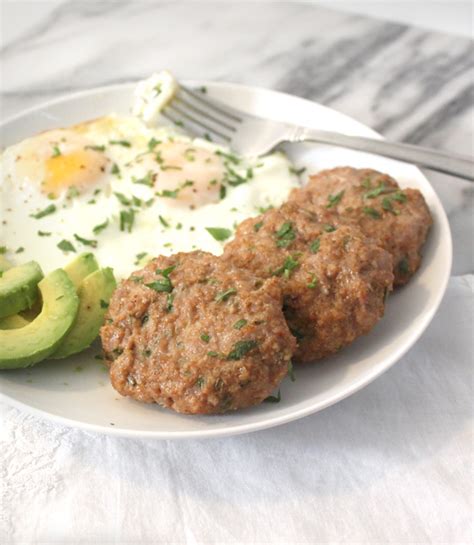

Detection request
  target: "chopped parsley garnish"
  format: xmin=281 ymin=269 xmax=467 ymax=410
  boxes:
xmin=15 ymin=247 xmax=24 ymax=254
xmin=37 ymin=231 xmax=51 ymax=237
xmin=215 ymin=150 xmax=240 ymax=165
xmin=66 ymin=186 xmax=80 ymax=199
xmin=156 ymin=180 xmax=193 ymax=199
xmin=133 ymin=171 xmax=154 ymax=187
xmin=85 ymin=145 xmax=105 ymax=152
xmin=392 ymin=191 xmax=407 ymax=203
xmin=233 ymin=319 xmax=248 ymax=330
xmin=135 ymin=252 xmax=147 ymax=263
xmin=30 ymin=204 xmax=56 ymax=219
xmin=166 ymin=293 xmax=174 ymax=312
xmin=196 ymin=377 xmax=205 ymax=388
xmin=51 ymin=145 xmax=61 ymax=157
xmin=258 ymin=205 xmax=274 ymax=213
xmin=207 ymin=351 xmax=219 ymax=358
xmin=382 ymin=197 xmax=400 ymax=215
xmin=114 ymin=192 xmax=131 ymax=206
xmin=309 ymin=238 xmax=320 ymax=253
xmin=154 ymin=83 xmax=162 ymax=96
xmin=157 ymin=188 xmax=179 ymax=198
xmin=275 ymin=222 xmax=296 ymax=248
xmin=219 ymin=185 xmax=227 ymax=200
xmin=264 ymin=390 xmax=281 ymax=403
xmin=307 ymin=274 xmax=318 ymax=289
xmin=205 ymin=227 xmax=232 ymax=241
xmin=161 ymin=164 xmax=182 ymax=171
xmin=253 ymin=221 xmax=263 ymax=232
xmin=288 ymin=361 xmax=296 ymax=382
xmin=156 ymin=265 xmax=176 ymax=277
xmin=148 ymin=137 xmax=161 ymax=151
xmin=363 ymin=207 xmax=382 ymax=219
xmin=145 ymin=279 xmax=172 ymax=293
xmin=93 ymin=219 xmax=109 ymax=235
xmin=199 ymin=86 xmax=207 ymax=94
xmin=184 ymin=148 xmax=196 ymax=161
xmin=289 ymin=166 xmax=306 ymax=176
xmin=119 ymin=209 xmax=135 ymax=233
xmin=326 ymin=190 xmax=344 ymax=208
xmin=146 ymin=265 xmax=175 ymax=294
xmin=398 ymin=258 xmax=410 ymax=275
xmin=74 ymin=234 xmax=98 ymax=248
xmin=57 ymin=239 xmax=76 ymax=253
xmin=324 ymin=224 xmax=336 ymax=232
xmin=159 ymin=215 xmax=170 ymax=228
xmin=364 ymin=181 xmax=396 ymax=199
xmin=225 ymin=167 xmax=249 ymax=187
xmin=111 ymin=163 xmax=121 ymax=177
xmin=174 ymin=120 xmax=184 ymax=128
xmin=109 ymin=139 xmax=131 ymax=147
xmin=0 ymin=247 xmax=6 ymax=254
xmin=226 ymin=339 xmax=258 ymax=360
xmin=273 ymin=255 xmax=299 ymax=279
xmin=200 ymin=333 xmax=210 ymax=343
xmin=131 ymin=276 xmax=143 ymax=284
xmin=361 ymin=177 xmax=372 ymax=189
xmin=215 ymin=288 xmax=237 ymax=303
xmin=100 ymin=299 xmax=109 ymax=309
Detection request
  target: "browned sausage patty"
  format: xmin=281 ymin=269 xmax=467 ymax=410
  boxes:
xmin=288 ymin=167 xmax=432 ymax=286
xmin=223 ymin=202 xmax=394 ymax=363
xmin=100 ymin=251 xmax=296 ymax=414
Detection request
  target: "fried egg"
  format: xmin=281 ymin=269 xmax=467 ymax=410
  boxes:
xmin=0 ymin=73 xmax=300 ymax=279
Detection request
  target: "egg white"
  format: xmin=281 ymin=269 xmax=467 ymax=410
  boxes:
xmin=1 ymin=102 xmax=300 ymax=279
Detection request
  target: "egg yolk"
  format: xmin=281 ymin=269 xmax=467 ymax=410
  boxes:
xmin=43 ymin=149 xmax=108 ymax=197
xmin=151 ymin=141 xmax=225 ymax=207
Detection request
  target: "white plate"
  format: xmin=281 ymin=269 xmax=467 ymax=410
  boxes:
xmin=0 ymin=81 xmax=452 ymax=439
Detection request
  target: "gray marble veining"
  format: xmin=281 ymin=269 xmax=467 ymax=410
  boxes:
xmin=1 ymin=1 xmax=473 ymax=276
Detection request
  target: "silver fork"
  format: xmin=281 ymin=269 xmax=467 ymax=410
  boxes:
xmin=161 ymin=85 xmax=474 ymax=181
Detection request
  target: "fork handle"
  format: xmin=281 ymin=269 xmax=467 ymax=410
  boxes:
xmin=297 ymin=128 xmax=474 ymax=181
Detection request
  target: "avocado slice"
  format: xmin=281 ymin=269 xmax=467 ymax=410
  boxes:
xmin=0 ymin=269 xmax=79 ymax=369
xmin=0 ymin=261 xmax=44 ymax=319
xmin=0 ymin=314 xmax=30 ymax=330
xmin=52 ymin=267 xmax=116 ymax=359
xmin=0 ymin=255 xmax=12 ymax=273
xmin=63 ymin=252 xmax=99 ymax=290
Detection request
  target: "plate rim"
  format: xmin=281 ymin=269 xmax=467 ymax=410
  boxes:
xmin=0 ymin=80 xmax=453 ymax=439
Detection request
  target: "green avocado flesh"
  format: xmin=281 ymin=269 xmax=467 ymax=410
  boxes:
xmin=52 ymin=267 xmax=116 ymax=359
xmin=0 ymin=261 xmax=44 ymax=319
xmin=0 ymin=314 xmax=30 ymax=330
xmin=63 ymin=252 xmax=99 ymax=290
xmin=0 ymin=256 xmax=12 ymax=273
xmin=0 ymin=269 xmax=79 ymax=369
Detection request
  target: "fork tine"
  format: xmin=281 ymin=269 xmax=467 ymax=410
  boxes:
xmin=174 ymin=94 xmax=237 ymax=132
xmin=161 ymin=105 xmax=232 ymax=144
xmin=180 ymin=85 xmax=244 ymax=123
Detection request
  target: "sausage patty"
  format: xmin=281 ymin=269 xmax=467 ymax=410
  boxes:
xmin=223 ymin=202 xmax=394 ymax=363
xmin=288 ymin=167 xmax=432 ymax=286
xmin=100 ymin=251 xmax=296 ymax=414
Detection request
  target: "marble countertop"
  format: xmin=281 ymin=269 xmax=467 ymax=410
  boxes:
xmin=1 ymin=2 xmax=472 ymax=543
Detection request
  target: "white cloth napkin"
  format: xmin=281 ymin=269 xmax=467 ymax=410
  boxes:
xmin=1 ymin=276 xmax=472 ymax=544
